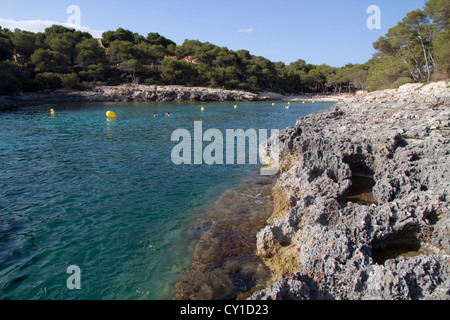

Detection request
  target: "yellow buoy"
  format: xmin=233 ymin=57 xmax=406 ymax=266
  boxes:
xmin=201 ymin=107 xmax=205 ymax=112
xmin=272 ymin=103 xmax=275 ymax=106
xmin=302 ymin=101 xmax=305 ymax=104
xmin=312 ymin=100 xmax=315 ymax=104
xmin=50 ymin=109 xmax=55 ymax=115
xmin=288 ymin=102 xmax=290 ymax=105
xmin=106 ymin=111 xmax=117 ymax=118
xmin=234 ymin=105 xmax=238 ymax=109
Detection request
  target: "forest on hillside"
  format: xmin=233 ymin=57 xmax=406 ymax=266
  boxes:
xmin=0 ymin=0 xmax=448 ymax=96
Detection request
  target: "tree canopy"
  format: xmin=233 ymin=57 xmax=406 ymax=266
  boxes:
xmin=0 ymin=0 xmax=448 ymax=96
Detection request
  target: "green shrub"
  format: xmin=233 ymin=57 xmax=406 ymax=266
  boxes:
xmin=391 ymin=77 xmax=414 ymax=89
xmin=59 ymin=73 xmax=80 ymax=90
xmin=0 ymin=69 xmax=21 ymax=95
xmin=78 ymin=81 xmax=90 ymax=91
xmin=0 ymin=60 xmax=30 ymax=95
xmin=22 ymin=78 xmax=42 ymax=92
xmin=35 ymin=72 xmax=62 ymax=90
xmin=106 ymin=78 xmax=121 ymax=86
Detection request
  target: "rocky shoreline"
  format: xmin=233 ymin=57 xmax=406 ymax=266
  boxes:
xmin=250 ymin=81 xmax=450 ymax=300
xmin=0 ymin=85 xmax=259 ymax=110
xmin=0 ymin=84 xmax=351 ymax=110
xmin=3 ymin=80 xmax=448 ymax=300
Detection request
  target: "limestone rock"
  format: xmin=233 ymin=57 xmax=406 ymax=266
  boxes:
xmin=0 ymin=85 xmax=260 ymax=109
xmin=252 ymin=81 xmax=450 ymax=300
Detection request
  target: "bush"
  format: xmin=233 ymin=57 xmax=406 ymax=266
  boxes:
xmin=144 ymin=78 xmax=157 ymax=85
xmin=0 ymin=69 xmax=21 ymax=95
xmin=59 ymin=73 xmax=80 ymax=90
xmin=391 ymin=77 xmax=414 ymax=89
xmin=106 ymin=78 xmax=122 ymax=86
xmin=22 ymin=78 xmax=42 ymax=92
xmin=0 ymin=60 xmax=30 ymax=95
xmin=34 ymin=72 xmax=62 ymax=90
xmin=78 ymin=63 xmax=105 ymax=83
xmin=77 ymin=81 xmax=90 ymax=91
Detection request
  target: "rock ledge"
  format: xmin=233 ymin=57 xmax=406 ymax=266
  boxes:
xmin=252 ymin=81 xmax=450 ymax=300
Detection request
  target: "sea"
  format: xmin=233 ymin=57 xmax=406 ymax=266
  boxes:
xmin=0 ymin=100 xmax=333 ymax=300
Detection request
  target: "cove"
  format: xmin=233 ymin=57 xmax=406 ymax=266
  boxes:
xmin=0 ymin=100 xmax=333 ymax=299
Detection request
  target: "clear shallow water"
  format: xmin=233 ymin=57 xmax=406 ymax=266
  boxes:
xmin=0 ymin=100 xmax=333 ymax=300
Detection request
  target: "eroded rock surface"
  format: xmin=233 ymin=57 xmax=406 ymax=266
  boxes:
xmin=98 ymin=85 xmax=260 ymax=102
xmin=252 ymin=81 xmax=450 ymax=300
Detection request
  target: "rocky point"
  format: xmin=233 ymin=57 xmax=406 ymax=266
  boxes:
xmin=252 ymin=81 xmax=450 ymax=300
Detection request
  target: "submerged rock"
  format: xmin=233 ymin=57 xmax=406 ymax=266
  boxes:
xmin=173 ymin=173 xmax=277 ymax=300
xmin=251 ymin=81 xmax=450 ymax=300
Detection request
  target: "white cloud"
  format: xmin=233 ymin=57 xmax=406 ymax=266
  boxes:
xmin=0 ymin=18 xmax=105 ymax=38
xmin=238 ymin=28 xmax=253 ymax=33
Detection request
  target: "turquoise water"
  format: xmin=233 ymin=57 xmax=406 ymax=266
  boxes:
xmin=0 ymin=101 xmax=333 ymax=300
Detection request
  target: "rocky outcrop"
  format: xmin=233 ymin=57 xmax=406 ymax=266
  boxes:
xmin=0 ymin=85 xmax=260 ymax=109
xmin=97 ymin=85 xmax=259 ymax=102
xmin=1 ymin=85 xmax=351 ymax=110
xmin=251 ymin=81 xmax=450 ymax=300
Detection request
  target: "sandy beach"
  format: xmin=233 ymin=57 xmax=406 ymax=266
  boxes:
xmin=258 ymin=91 xmax=358 ymax=102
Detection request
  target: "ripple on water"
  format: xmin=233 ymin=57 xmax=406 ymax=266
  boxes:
xmin=0 ymin=101 xmax=333 ymax=299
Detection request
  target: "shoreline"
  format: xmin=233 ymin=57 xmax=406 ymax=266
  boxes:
xmin=251 ymin=81 xmax=450 ymax=300
xmin=168 ymin=81 xmax=449 ymax=301
xmin=0 ymin=84 xmax=353 ymax=110
xmin=258 ymin=91 xmax=357 ymax=103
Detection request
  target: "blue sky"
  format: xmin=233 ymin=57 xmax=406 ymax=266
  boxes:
xmin=0 ymin=0 xmax=427 ymax=67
